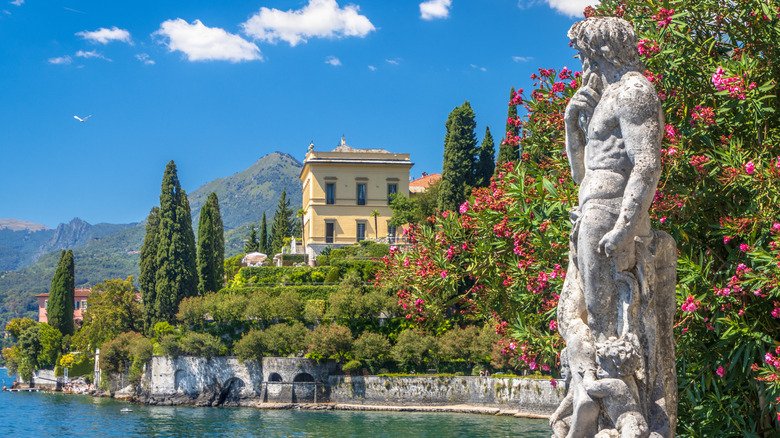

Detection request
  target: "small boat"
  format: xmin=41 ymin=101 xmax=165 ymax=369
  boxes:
xmin=120 ymin=408 xmax=133 ymax=413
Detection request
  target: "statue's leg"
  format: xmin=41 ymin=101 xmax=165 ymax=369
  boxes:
xmin=576 ymin=205 xmax=620 ymax=342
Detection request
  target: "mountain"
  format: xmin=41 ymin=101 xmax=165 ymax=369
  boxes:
xmin=189 ymin=151 xmax=303 ymax=229
xmin=0 ymin=224 xmax=144 ymax=325
xmin=0 ymin=219 xmax=51 ymax=232
xmin=0 ymin=218 xmax=136 ymax=272
xmin=0 ymin=151 xmax=304 ymax=327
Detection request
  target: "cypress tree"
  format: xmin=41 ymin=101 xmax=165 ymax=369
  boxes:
xmin=497 ymin=86 xmax=520 ymax=166
xmin=245 ymin=225 xmax=259 ymax=253
xmin=153 ymin=161 xmax=198 ymax=325
xmin=259 ymin=212 xmax=268 ymax=254
xmin=270 ymin=187 xmax=293 ymax=254
xmin=139 ymin=207 xmax=160 ymax=334
xmin=438 ymin=101 xmax=478 ymax=212
xmin=208 ymin=193 xmax=224 ymax=286
xmin=197 ymin=192 xmax=224 ymax=295
xmin=475 ymin=126 xmax=495 ymax=188
xmin=48 ymin=249 xmax=75 ymax=336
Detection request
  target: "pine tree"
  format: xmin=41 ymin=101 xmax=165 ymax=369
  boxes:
xmin=197 ymin=192 xmax=224 ymax=295
xmin=245 ymin=225 xmax=259 ymax=253
xmin=438 ymin=101 xmax=478 ymax=212
xmin=497 ymin=86 xmax=520 ymax=166
xmin=48 ymin=249 xmax=75 ymax=336
xmin=153 ymin=161 xmax=198 ymax=325
xmin=139 ymin=207 xmax=160 ymax=334
xmin=270 ymin=187 xmax=293 ymax=254
xmin=259 ymin=212 xmax=268 ymax=254
xmin=475 ymin=126 xmax=495 ymax=188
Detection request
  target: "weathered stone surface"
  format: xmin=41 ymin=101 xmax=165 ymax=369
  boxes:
xmin=553 ymin=16 xmax=677 ymax=438
xmin=328 ymin=376 xmax=564 ymax=417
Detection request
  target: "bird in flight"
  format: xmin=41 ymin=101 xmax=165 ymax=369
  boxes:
xmin=74 ymin=115 xmax=92 ymax=122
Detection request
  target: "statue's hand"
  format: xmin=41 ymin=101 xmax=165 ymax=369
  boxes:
xmin=565 ymin=74 xmax=601 ymax=131
xmin=598 ymin=227 xmax=630 ymax=257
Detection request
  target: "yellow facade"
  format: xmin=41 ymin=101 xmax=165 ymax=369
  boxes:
xmin=299 ymin=139 xmax=412 ymax=257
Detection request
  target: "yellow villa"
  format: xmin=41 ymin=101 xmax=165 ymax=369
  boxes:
xmin=299 ymin=137 xmax=412 ymax=258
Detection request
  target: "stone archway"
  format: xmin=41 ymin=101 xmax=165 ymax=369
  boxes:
xmin=174 ymin=370 xmax=186 ymax=392
xmin=218 ymin=377 xmax=246 ymax=406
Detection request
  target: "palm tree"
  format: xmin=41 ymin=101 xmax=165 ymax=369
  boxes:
xmin=370 ymin=209 xmax=380 ymax=239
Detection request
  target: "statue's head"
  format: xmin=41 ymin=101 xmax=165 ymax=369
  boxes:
xmin=595 ymin=336 xmax=639 ymax=379
xmin=568 ymin=17 xmax=640 ymax=70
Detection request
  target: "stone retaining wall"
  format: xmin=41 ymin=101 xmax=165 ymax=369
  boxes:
xmin=328 ymin=375 xmax=564 ymax=417
xmin=124 ymin=355 xmax=564 ymax=416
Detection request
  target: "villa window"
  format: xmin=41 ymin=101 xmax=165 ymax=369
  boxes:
xmin=44 ymin=299 xmax=48 ymax=309
xmin=326 ymin=183 xmax=335 ymax=205
xmin=387 ymin=183 xmax=398 ymax=204
xmin=325 ymin=222 xmax=334 ymax=244
xmin=357 ymin=183 xmax=367 ymax=205
xmin=82 ymin=300 xmax=88 ymax=310
xmin=74 ymin=301 xmax=80 ymax=310
xmin=356 ymin=222 xmax=366 ymax=242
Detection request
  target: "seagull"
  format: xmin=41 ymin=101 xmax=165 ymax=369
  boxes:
xmin=74 ymin=115 xmax=92 ymax=123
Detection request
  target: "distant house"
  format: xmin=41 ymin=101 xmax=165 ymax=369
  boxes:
xmin=409 ymin=172 xmax=441 ymax=198
xmin=36 ymin=288 xmax=91 ymax=325
xmin=299 ymin=137 xmax=413 ymax=257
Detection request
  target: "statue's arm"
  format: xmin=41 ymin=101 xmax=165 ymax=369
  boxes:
xmin=599 ymin=78 xmax=663 ymax=256
xmin=565 ymin=75 xmax=601 ymax=185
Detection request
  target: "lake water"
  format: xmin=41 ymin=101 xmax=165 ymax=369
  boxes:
xmin=0 ymin=369 xmax=552 ymax=437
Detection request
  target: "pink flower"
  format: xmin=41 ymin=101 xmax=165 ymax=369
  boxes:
xmin=716 ymin=366 xmax=725 ymax=377
xmin=459 ymin=202 xmax=470 ymax=214
xmin=441 ymin=270 xmax=448 ymax=278
xmin=659 ymin=217 xmax=667 ymax=223
xmin=549 ymin=320 xmax=558 ymax=331
xmin=745 ymin=161 xmax=755 ymax=174
xmin=550 ymin=379 xmax=558 ymax=387
xmin=740 ymin=243 xmax=750 ymax=252
xmin=552 ymin=82 xmax=565 ymax=93
xmin=681 ymin=295 xmax=699 ymax=312
xmin=723 ymin=236 xmax=732 ymax=244
xmin=529 ymin=361 xmax=538 ymax=371
xmin=541 ymin=364 xmax=550 ymax=371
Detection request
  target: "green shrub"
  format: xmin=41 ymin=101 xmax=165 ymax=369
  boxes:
xmin=325 ymin=267 xmax=341 ymax=283
xmin=316 ymin=255 xmax=329 ymax=266
xmin=158 ymin=334 xmax=180 ymax=359
xmin=342 ymin=359 xmax=362 ymax=374
xmin=304 ymin=299 xmax=326 ymax=323
xmin=263 ymin=322 xmax=308 ymax=357
xmin=306 ymin=323 xmax=353 ymax=363
xmin=178 ymin=332 xmax=224 ymax=359
xmin=233 ymin=329 xmax=265 ymax=363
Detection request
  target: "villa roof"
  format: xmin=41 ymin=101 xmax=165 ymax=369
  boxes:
xmin=409 ymin=173 xmax=441 ymax=193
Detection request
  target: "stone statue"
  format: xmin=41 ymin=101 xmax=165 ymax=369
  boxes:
xmin=552 ymin=17 xmax=678 ymax=438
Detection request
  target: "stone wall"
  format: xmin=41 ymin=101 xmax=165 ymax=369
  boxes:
xmin=328 ymin=375 xmax=564 ymax=416
xmin=124 ymin=355 xmax=564 ymax=416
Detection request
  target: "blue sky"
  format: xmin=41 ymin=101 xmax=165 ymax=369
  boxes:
xmin=0 ymin=0 xmax=597 ymax=229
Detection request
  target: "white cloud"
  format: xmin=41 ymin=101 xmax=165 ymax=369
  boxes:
xmin=325 ymin=56 xmax=341 ymax=66
xmin=241 ymin=0 xmax=375 ymax=47
xmin=10 ymin=0 xmax=24 ymax=6
xmin=76 ymin=50 xmax=111 ymax=61
xmin=155 ymin=19 xmax=262 ymax=62
xmin=519 ymin=0 xmax=600 ymax=17
xmin=368 ymin=65 xmax=376 ymax=71
xmin=76 ymin=26 xmax=132 ymax=44
xmin=512 ymin=56 xmax=533 ymax=62
xmin=420 ymin=0 xmax=451 ymax=20
xmin=136 ymin=53 xmax=155 ymax=65
xmin=48 ymin=55 xmax=72 ymax=65
xmin=385 ymin=58 xmax=400 ymax=65
xmin=470 ymin=64 xmax=487 ymax=72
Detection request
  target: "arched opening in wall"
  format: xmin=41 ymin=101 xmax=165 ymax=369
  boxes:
xmin=292 ymin=373 xmax=316 ymax=403
xmin=174 ymin=370 xmax=186 ymax=391
xmin=268 ymin=373 xmax=283 ymax=382
xmin=218 ymin=377 xmax=246 ymax=406
xmin=293 ymin=373 xmax=314 ymax=382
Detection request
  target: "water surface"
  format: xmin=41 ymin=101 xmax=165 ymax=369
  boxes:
xmin=0 ymin=369 xmax=552 ymax=437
